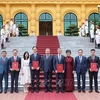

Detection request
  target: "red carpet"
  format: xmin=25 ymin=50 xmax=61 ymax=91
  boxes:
xmin=36 ymin=36 xmax=60 ymax=55
xmin=25 ymin=91 xmax=78 ymax=100
xmin=25 ymin=36 xmax=77 ymax=100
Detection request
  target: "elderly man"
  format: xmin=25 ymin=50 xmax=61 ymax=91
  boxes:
xmin=9 ymin=49 xmax=21 ymax=93
xmin=53 ymin=48 xmax=66 ymax=93
xmin=41 ymin=48 xmax=54 ymax=93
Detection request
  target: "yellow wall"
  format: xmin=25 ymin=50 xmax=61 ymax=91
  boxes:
xmin=0 ymin=0 xmax=100 ymax=36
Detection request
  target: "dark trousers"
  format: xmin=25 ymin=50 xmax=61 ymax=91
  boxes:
xmin=90 ymin=38 xmax=94 ymax=43
xmin=56 ymin=73 xmax=64 ymax=91
xmin=77 ymin=72 xmax=86 ymax=91
xmin=31 ymin=70 xmax=40 ymax=90
xmin=0 ymin=72 xmax=8 ymax=92
xmin=11 ymin=71 xmax=19 ymax=91
xmin=89 ymin=71 xmax=98 ymax=91
xmin=44 ymin=71 xmax=52 ymax=90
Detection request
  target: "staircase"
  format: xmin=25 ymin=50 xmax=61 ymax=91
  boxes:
xmin=36 ymin=36 xmax=60 ymax=89
xmin=36 ymin=36 xmax=60 ymax=55
xmin=1 ymin=36 xmax=100 ymax=90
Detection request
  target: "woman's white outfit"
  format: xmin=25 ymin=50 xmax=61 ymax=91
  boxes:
xmin=20 ymin=58 xmax=31 ymax=85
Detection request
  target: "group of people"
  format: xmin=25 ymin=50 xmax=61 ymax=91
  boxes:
xmin=0 ymin=47 xmax=100 ymax=94
xmin=79 ymin=19 xmax=100 ymax=48
xmin=0 ymin=18 xmax=19 ymax=49
xmin=79 ymin=19 xmax=89 ymax=37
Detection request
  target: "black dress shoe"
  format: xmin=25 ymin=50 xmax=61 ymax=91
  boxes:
xmin=49 ymin=89 xmax=53 ymax=92
xmin=36 ymin=89 xmax=39 ymax=93
xmin=89 ymin=90 xmax=93 ymax=93
xmin=0 ymin=91 xmax=2 ymax=94
xmin=4 ymin=91 xmax=7 ymax=94
xmin=31 ymin=90 xmax=34 ymax=93
xmin=78 ymin=90 xmax=81 ymax=93
xmin=61 ymin=90 xmax=65 ymax=93
xmin=95 ymin=90 xmax=100 ymax=93
xmin=45 ymin=89 xmax=48 ymax=93
xmin=10 ymin=91 xmax=13 ymax=93
xmin=82 ymin=90 xmax=86 ymax=93
xmin=56 ymin=90 xmax=59 ymax=93
xmin=15 ymin=90 xmax=18 ymax=93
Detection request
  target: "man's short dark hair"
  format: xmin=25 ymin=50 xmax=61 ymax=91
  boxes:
xmin=13 ymin=49 xmax=18 ymax=52
xmin=78 ymin=49 xmax=83 ymax=52
xmin=32 ymin=46 xmax=37 ymax=50
xmin=91 ymin=49 xmax=95 ymax=52
xmin=2 ymin=51 xmax=7 ymax=54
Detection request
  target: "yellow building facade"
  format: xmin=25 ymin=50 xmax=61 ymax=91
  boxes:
xmin=0 ymin=0 xmax=100 ymax=36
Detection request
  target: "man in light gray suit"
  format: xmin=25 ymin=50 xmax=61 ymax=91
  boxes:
xmin=0 ymin=51 xmax=9 ymax=94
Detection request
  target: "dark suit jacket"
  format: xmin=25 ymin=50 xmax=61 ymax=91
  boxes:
xmin=29 ymin=53 xmax=41 ymax=68
xmin=41 ymin=55 xmax=53 ymax=72
xmin=74 ymin=56 xmax=87 ymax=73
xmin=53 ymin=55 xmax=66 ymax=71
xmin=0 ymin=57 xmax=9 ymax=74
xmin=87 ymin=56 xmax=100 ymax=70
xmin=9 ymin=56 xmax=21 ymax=72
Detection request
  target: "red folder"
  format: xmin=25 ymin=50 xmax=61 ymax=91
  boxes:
xmin=32 ymin=61 xmax=39 ymax=69
xmin=57 ymin=64 xmax=63 ymax=73
xmin=90 ymin=63 xmax=97 ymax=72
xmin=12 ymin=62 xmax=18 ymax=71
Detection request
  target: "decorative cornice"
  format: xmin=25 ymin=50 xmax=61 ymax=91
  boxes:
xmin=0 ymin=0 xmax=99 ymax=4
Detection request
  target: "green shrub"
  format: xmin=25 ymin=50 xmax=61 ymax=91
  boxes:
xmin=18 ymin=24 xmax=28 ymax=36
xmin=65 ymin=24 xmax=79 ymax=36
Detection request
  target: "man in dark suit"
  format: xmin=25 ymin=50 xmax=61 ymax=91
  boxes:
xmin=41 ymin=48 xmax=53 ymax=93
xmin=87 ymin=49 xmax=100 ymax=93
xmin=9 ymin=49 xmax=21 ymax=93
xmin=74 ymin=49 xmax=87 ymax=93
xmin=29 ymin=46 xmax=41 ymax=93
xmin=53 ymin=48 xmax=66 ymax=93
xmin=0 ymin=51 xmax=9 ymax=93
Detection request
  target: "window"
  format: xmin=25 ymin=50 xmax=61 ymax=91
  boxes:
xmin=39 ymin=13 xmax=52 ymax=22
xmin=0 ymin=14 xmax=3 ymax=29
xmin=14 ymin=12 xmax=28 ymax=30
xmin=88 ymin=13 xmax=100 ymax=29
xmin=64 ymin=13 xmax=78 ymax=35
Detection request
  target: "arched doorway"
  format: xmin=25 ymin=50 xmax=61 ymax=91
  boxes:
xmin=88 ymin=13 xmax=100 ymax=29
xmin=0 ymin=14 xmax=3 ymax=29
xmin=14 ymin=12 xmax=28 ymax=31
xmin=64 ymin=13 xmax=78 ymax=35
xmin=39 ymin=13 xmax=53 ymax=36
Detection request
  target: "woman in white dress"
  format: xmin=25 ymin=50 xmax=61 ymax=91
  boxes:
xmin=20 ymin=51 xmax=31 ymax=92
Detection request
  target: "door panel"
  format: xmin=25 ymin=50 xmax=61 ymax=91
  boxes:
xmin=39 ymin=21 xmax=52 ymax=36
